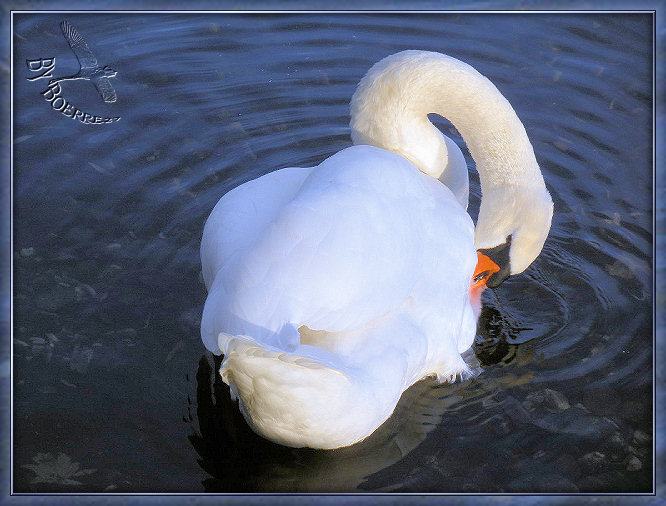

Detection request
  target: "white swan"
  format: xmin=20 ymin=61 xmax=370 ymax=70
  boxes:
xmin=200 ymin=50 xmax=553 ymax=449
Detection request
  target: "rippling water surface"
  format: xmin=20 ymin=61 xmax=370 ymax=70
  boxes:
xmin=12 ymin=12 xmax=653 ymax=493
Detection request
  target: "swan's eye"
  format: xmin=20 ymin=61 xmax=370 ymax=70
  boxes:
xmin=473 ymin=270 xmax=490 ymax=283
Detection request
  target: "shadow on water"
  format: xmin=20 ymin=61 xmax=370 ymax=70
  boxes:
xmin=12 ymin=12 xmax=654 ymax=494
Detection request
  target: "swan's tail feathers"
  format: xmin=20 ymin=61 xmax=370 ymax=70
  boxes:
xmin=216 ymin=332 xmax=357 ymax=448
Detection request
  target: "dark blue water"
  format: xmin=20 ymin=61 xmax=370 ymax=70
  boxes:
xmin=12 ymin=12 xmax=654 ymax=493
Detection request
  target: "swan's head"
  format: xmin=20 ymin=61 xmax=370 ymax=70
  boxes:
xmin=474 ymin=182 xmax=553 ymax=287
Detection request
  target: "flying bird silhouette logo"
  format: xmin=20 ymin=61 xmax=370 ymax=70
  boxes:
xmin=49 ymin=21 xmax=118 ymax=103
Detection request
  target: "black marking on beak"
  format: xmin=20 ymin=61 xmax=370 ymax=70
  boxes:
xmin=473 ymin=270 xmax=491 ymax=284
xmin=478 ymin=235 xmax=512 ymax=288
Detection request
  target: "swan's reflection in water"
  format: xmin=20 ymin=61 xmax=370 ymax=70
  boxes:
xmin=189 ymin=352 xmax=482 ymax=492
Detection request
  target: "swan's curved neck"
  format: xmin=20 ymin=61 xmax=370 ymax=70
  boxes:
xmin=350 ymin=50 xmax=545 ymax=192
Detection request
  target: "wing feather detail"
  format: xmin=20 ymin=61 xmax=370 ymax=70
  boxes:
xmin=60 ymin=20 xmax=97 ymax=68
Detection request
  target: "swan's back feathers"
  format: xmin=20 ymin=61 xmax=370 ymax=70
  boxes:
xmin=201 ymin=145 xmax=476 ymax=354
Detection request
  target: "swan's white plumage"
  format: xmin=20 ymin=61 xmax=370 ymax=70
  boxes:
xmin=200 ymin=50 xmax=552 ymax=449
xmin=202 ymin=145 xmax=476 ymax=354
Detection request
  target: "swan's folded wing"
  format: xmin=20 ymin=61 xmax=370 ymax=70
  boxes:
xmin=221 ymin=146 xmax=463 ymax=335
xmin=203 ymin=145 xmax=475 ymax=349
xmin=201 ymin=167 xmax=311 ymax=290
xmin=223 ymin=187 xmax=415 ymax=333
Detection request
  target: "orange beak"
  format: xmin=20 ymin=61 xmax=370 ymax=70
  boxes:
xmin=471 ymin=251 xmax=501 ymax=292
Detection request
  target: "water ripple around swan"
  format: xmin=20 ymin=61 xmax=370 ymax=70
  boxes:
xmin=12 ymin=12 xmax=652 ymax=493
